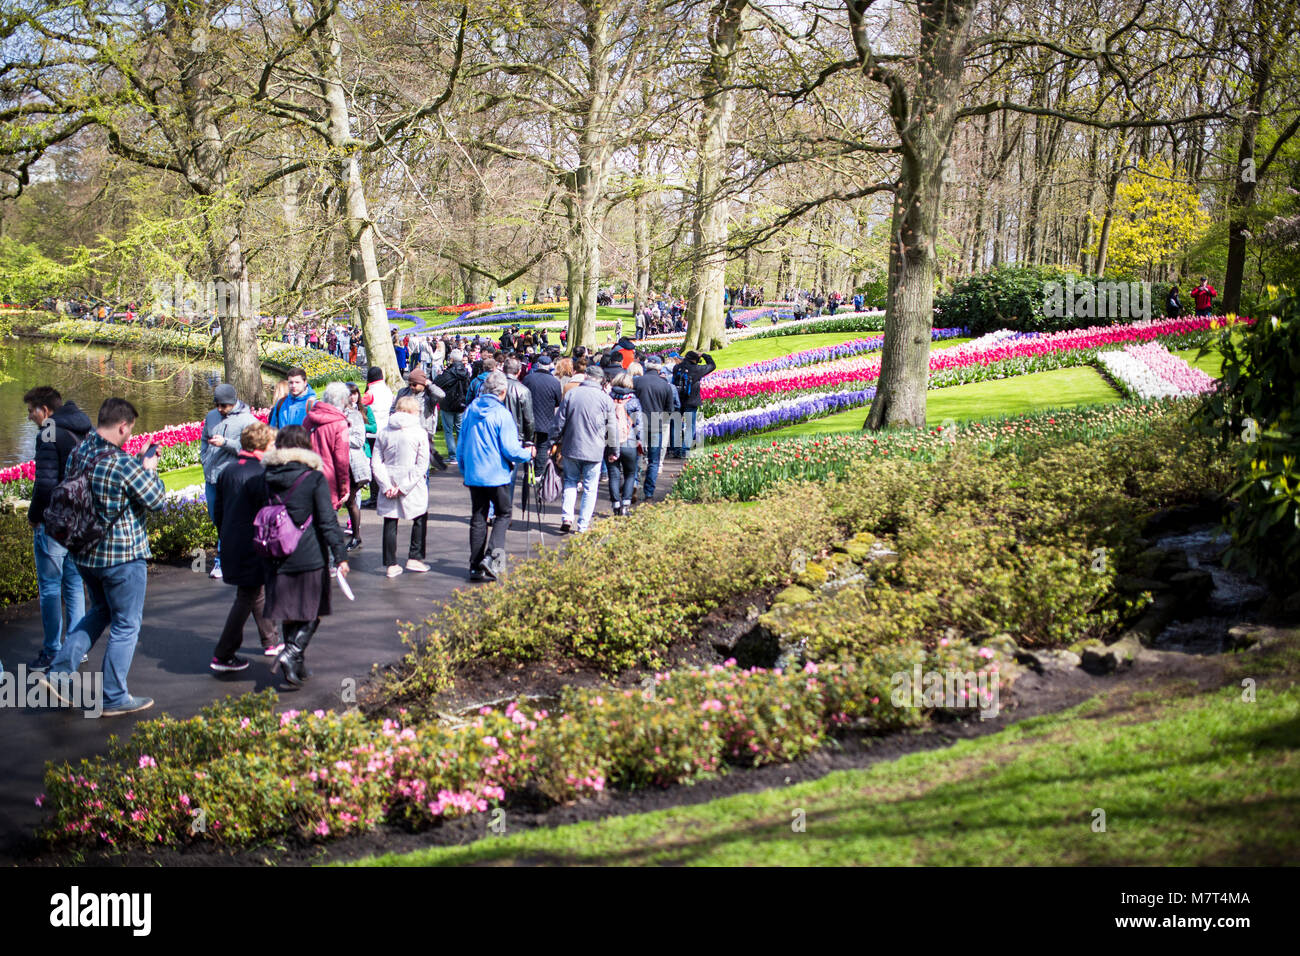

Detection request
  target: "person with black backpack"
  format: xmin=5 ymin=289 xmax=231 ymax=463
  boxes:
xmin=23 ymin=386 xmax=92 ymax=672
xmin=672 ymin=351 xmax=715 ymax=458
xmin=35 ymin=398 xmax=165 ymax=717
xmin=433 ymin=348 xmax=472 ymax=463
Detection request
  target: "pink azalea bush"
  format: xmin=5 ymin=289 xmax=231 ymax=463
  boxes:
xmin=41 ymin=638 xmax=1010 ymax=849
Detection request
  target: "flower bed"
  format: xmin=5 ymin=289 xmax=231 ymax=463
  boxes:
xmin=1 ymin=410 xmax=270 ymax=487
xmin=1096 ymin=341 xmax=1217 ymax=399
xmin=700 ymin=316 xmax=1242 ymax=403
xmin=635 ymin=309 xmax=887 ymax=351
xmin=40 ymin=635 xmax=1004 ymax=849
xmin=675 ymin=400 xmax=1196 ymax=501
xmin=37 ymin=320 xmax=364 ymax=388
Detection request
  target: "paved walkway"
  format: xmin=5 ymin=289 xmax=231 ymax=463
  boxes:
xmin=0 ymin=458 xmax=685 ymax=858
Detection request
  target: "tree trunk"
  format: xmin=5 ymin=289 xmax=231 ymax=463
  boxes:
xmin=684 ymin=3 xmax=747 ymax=353
xmin=864 ymin=0 xmax=975 ymax=430
xmin=1094 ymin=137 xmax=1130 ymax=278
xmin=319 ymin=12 xmax=398 ymax=385
xmin=1223 ymin=40 xmax=1269 ymax=315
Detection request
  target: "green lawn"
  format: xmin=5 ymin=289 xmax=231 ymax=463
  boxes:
xmin=344 ymin=635 xmax=1300 ymax=867
xmin=1173 ymin=347 xmax=1223 ymax=379
xmin=160 ymin=464 xmax=204 ymax=491
xmin=390 ymin=318 xmax=416 ymax=331
xmin=765 ymin=365 xmax=1121 ymax=439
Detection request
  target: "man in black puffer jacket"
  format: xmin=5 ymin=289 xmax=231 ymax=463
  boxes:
xmin=23 ymin=386 xmax=92 ymax=671
xmin=632 ymin=356 xmax=677 ymax=500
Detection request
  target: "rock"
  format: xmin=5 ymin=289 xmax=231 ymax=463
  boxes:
xmin=984 ymin=632 xmax=1020 ymax=659
xmin=795 ymin=561 xmax=830 ymax=590
xmin=1141 ymin=499 xmax=1225 ymax=536
xmin=1015 ymin=647 xmax=1083 ymax=674
xmin=772 ymin=584 xmax=815 ymax=606
xmin=1226 ymin=625 xmax=1262 ymax=651
xmin=1114 ymin=575 xmax=1171 ymax=596
xmin=1081 ymin=634 xmax=1143 ymax=674
xmin=840 ymin=539 xmax=873 ymax=562
xmin=863 ymin=541 xmax=899 ymax=566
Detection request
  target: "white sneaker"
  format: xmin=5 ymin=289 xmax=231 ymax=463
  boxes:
xmin=386 ymin=565 xmax=403 ymax=578
xmin=209 ymin=565 xmax=223 ymax=580
xmin=404 ymin=559 xmax=430 ymax=573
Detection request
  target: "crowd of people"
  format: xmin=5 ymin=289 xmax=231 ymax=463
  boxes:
xmin=16 ymin=332 xmax=719 ymax=709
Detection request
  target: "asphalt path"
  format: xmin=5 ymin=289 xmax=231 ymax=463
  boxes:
xmin=0 ymin=457 xmax=685 ymax=860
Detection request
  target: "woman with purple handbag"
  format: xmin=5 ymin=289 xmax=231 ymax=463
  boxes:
xmin=258 ymin=425 xmax=350 ymax=687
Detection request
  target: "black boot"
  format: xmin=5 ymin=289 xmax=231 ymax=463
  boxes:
xmin=297 ymin=619 xmax=320 ymax=681
xmin=274 ymin=621 xmax=312 ymax=688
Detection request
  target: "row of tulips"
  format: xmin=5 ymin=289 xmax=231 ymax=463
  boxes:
xmin=635 ymin=309 xmax=886 ymax=350
xmin=1096 ymin=342 xmax=1218 ymax=400
xmin=698 ymin=342 xmax=1100 ymax=421
xmin=700 ymin=316 xmax=1242 ymax=403
xmin=1 ymin=410 xmax=272 ymax=487
xmin=706 ymin=328 xmax=968 ymax=385
xmin=676 ymin=400 xmax=1195 ymax=501
xmin=698 ymin=388 xmax=877 ymax=441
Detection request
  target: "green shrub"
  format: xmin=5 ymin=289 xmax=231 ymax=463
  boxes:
xmin=386 ymin=487 xmax=837 ymax=704
xmin=147 ymin=499 xmax=216 ymax=561
xmin=935 ymin=264 xmax=1139 ymax=335
xmin=0 ymin=508 xmax=37 ymax=607
xmin=1194 ymin=287 xmax=1300 ymax=584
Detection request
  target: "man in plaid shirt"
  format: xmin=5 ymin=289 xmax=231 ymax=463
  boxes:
xmin=39 ymin=398 xmax=165 ymax=717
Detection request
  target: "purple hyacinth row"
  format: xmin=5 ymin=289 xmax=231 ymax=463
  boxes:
xmin=697 ymin=387 xmax=878 ymax=442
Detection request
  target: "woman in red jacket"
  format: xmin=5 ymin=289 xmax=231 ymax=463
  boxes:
xmin=304 ymin=381 xmax=352 ymax=509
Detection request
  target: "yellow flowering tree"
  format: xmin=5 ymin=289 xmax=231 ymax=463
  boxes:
xmin=1090 ymin=158 xmax=1210 ymax=278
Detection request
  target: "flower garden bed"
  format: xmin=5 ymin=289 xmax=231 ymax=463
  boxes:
xmin=35 ymin=395 xmax=1233 ymax=853
xmin=34 ymin=320 xmax=364 ymax=389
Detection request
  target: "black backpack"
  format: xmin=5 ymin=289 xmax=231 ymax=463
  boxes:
xmin=44 ymin=447 xmax=125 ymax=554
xmin=672 ymin=363 xmax=694 ymax=406
xmin=435 ymin=367 xmax=469 ymax=413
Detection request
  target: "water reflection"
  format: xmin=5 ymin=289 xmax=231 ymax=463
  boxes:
xmin=0 ymin=338 xmax=277 ymax=467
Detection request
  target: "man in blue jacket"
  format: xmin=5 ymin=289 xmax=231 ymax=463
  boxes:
xmin=268 ymin=367 xmax=316 ymax=428
xmin=457 ymin=371 xmax=535 ymax=581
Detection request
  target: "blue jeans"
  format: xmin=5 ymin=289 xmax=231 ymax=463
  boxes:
xmin=644 ymin=442 xmax=663 ymax=500
xmin=679 ymin=409 xmax=698 ymax=457
xmin=48 ymin=559 xmax=148 ymax=709
xmin=33 ymin=523 xmax=85 ymax=657
xmin=204 ymin=481 xmax=221 ymax=568
xmin=561 ymin=458 xmax=601 ymax=531
xmin=440 ymin=410 xmax=464 ymax=458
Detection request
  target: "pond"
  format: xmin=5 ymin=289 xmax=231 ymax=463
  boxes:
xmin=0 ymin=336 xmax=278 ymax=468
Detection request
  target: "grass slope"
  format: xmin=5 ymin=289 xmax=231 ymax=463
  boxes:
xmin=766 ymin=365 xmax=1121 ymax=439
xmin=346 ymin=636 xmax=1300 ymax=867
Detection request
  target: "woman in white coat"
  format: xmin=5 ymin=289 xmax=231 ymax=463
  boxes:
xmin=372 ymin=395 xmax=430 ymax=577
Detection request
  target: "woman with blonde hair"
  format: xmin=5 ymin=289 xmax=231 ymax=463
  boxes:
xmin=373 ymin=394 xmax=430 ymax=577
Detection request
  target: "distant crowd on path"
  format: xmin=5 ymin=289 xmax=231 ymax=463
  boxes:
xmin=14 ymin=335 xmax=718 ymax=711
xmin=786 ymin=289 xmax=861 ymax=320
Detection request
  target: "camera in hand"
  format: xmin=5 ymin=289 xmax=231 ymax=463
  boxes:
xmin=138 ymin=442 xmax=159 ymax=462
